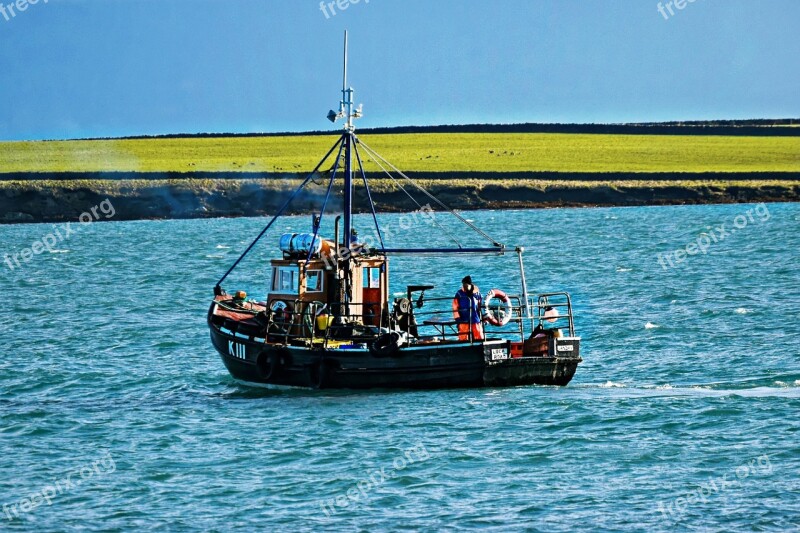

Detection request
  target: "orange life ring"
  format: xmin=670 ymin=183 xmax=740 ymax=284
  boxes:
xmin=484 ymin=289 xmax=512 ymax=326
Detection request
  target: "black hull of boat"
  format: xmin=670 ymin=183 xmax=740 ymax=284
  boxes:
xmin=209 ymin=323 xmax=581 ymax=390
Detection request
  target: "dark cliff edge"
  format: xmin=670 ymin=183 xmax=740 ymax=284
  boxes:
xmin=1 ymin=172 xmax=798 ymax=223
xmin=3 ymin=171 xmax=800 ymax=183
xmin=88 ymin=118 xmax=800 ymax=141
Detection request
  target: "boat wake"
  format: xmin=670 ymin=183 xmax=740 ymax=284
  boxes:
xmin=574 ymin=373 xmax=800 ymax=398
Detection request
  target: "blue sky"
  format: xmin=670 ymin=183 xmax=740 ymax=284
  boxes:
xmin=0 ymin=0 xmax=797 ymax=140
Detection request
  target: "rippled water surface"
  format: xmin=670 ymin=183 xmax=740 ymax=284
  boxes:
xmin=1 ymin=203 xmax=799 ymax=531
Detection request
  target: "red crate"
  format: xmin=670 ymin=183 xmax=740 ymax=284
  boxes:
xmin=510 ymin=342 xmax=524 ymax=358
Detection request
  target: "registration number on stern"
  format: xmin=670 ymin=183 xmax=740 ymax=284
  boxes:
xmin=490 ymin=348 xmax=508 ymax=360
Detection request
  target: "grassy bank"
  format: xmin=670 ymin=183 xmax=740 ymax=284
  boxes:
xmin=2 ymin=177 xmax=797 ymax=223
xmin=0 ymin=133 xmax=798 ymax=174
xmin=1 ymin=130 xmax=797 ymax=223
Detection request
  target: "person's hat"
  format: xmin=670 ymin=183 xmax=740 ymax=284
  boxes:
xmin=462 ymin=275 xmax=473 ymax=285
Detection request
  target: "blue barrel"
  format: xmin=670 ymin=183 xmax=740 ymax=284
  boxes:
xmin=279 ymin=233 xmax=322 ymax=255
xmin=279 ymin=233 xmax=297 ymax=253
xmin=297 ymin=233 xmax=322 ymax=254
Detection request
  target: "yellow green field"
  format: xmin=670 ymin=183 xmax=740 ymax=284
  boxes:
xmin=0 ymin=133 xmax=797 ymax=174
xmin=1 ymin=178 xmax=798 ymax=193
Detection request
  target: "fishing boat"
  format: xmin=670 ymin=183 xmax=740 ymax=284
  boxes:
xmin=207 ymin=32 xmax=582 ymax=389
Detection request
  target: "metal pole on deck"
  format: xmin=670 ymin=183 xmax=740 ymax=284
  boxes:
xmin=517 ymin=247 xmax=532 ymax=320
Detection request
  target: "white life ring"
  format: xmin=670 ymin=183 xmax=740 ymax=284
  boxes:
xmin=268 ymin=299 xmax=294 ymax=335
xmin=484 ymin=289 xmax=512 ymax=326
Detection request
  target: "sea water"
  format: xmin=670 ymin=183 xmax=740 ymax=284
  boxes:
xmin=1 ymin=203 xmax=798 ymax=531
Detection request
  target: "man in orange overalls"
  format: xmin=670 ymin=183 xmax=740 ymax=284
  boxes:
xmin=452 ymin=276 xmax=484 ymax=341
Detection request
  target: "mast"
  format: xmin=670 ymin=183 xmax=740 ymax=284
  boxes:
xmin=326 ymin=30 xmax=363 ymax=313
xmin=342 ymin=31 xmax=353 ymax=255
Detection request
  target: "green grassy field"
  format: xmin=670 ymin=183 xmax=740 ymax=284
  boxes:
xmin=0 ymin=133 xmax=798 ymax=174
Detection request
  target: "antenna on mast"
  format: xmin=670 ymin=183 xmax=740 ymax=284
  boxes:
xmin=343 ymin=30 xmax=348 ymax=95
xmin=327 ymin=30 xmax=362 ymax=131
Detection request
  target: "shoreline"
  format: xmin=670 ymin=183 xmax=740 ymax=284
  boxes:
xmin=2 ymin=175 xmax=797 ymax=223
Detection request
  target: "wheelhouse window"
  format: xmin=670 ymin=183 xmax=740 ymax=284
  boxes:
xmin=363 ymin=267 xmax=380 ymax=289
xmin=306 ymin=270 xmax=323 ymax=292
xmin=271 ymin=267 xmax=298 ymax=293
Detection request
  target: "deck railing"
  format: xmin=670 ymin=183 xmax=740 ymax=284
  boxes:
xmin=527 ymin=292 xmax=576 ymax=337
xmin=212 ymin=291 xmax=575 ymax=348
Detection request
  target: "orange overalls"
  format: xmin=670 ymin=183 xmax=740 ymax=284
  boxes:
xmin=452 ymin=286 xmax=484 ymax=341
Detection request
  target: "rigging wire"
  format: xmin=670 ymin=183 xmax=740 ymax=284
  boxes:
xmin=305 ymin=139 xmax=347 ymax=263
xmin=358 ymin=138 xmax=503 ymax=247
xmin=356 ymin=140 xmax=465 ymax=248
xmin=216 ymin=134 xmax=345 ymax=289
xmin=352 ymin=139 xmax=385 ymax=250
